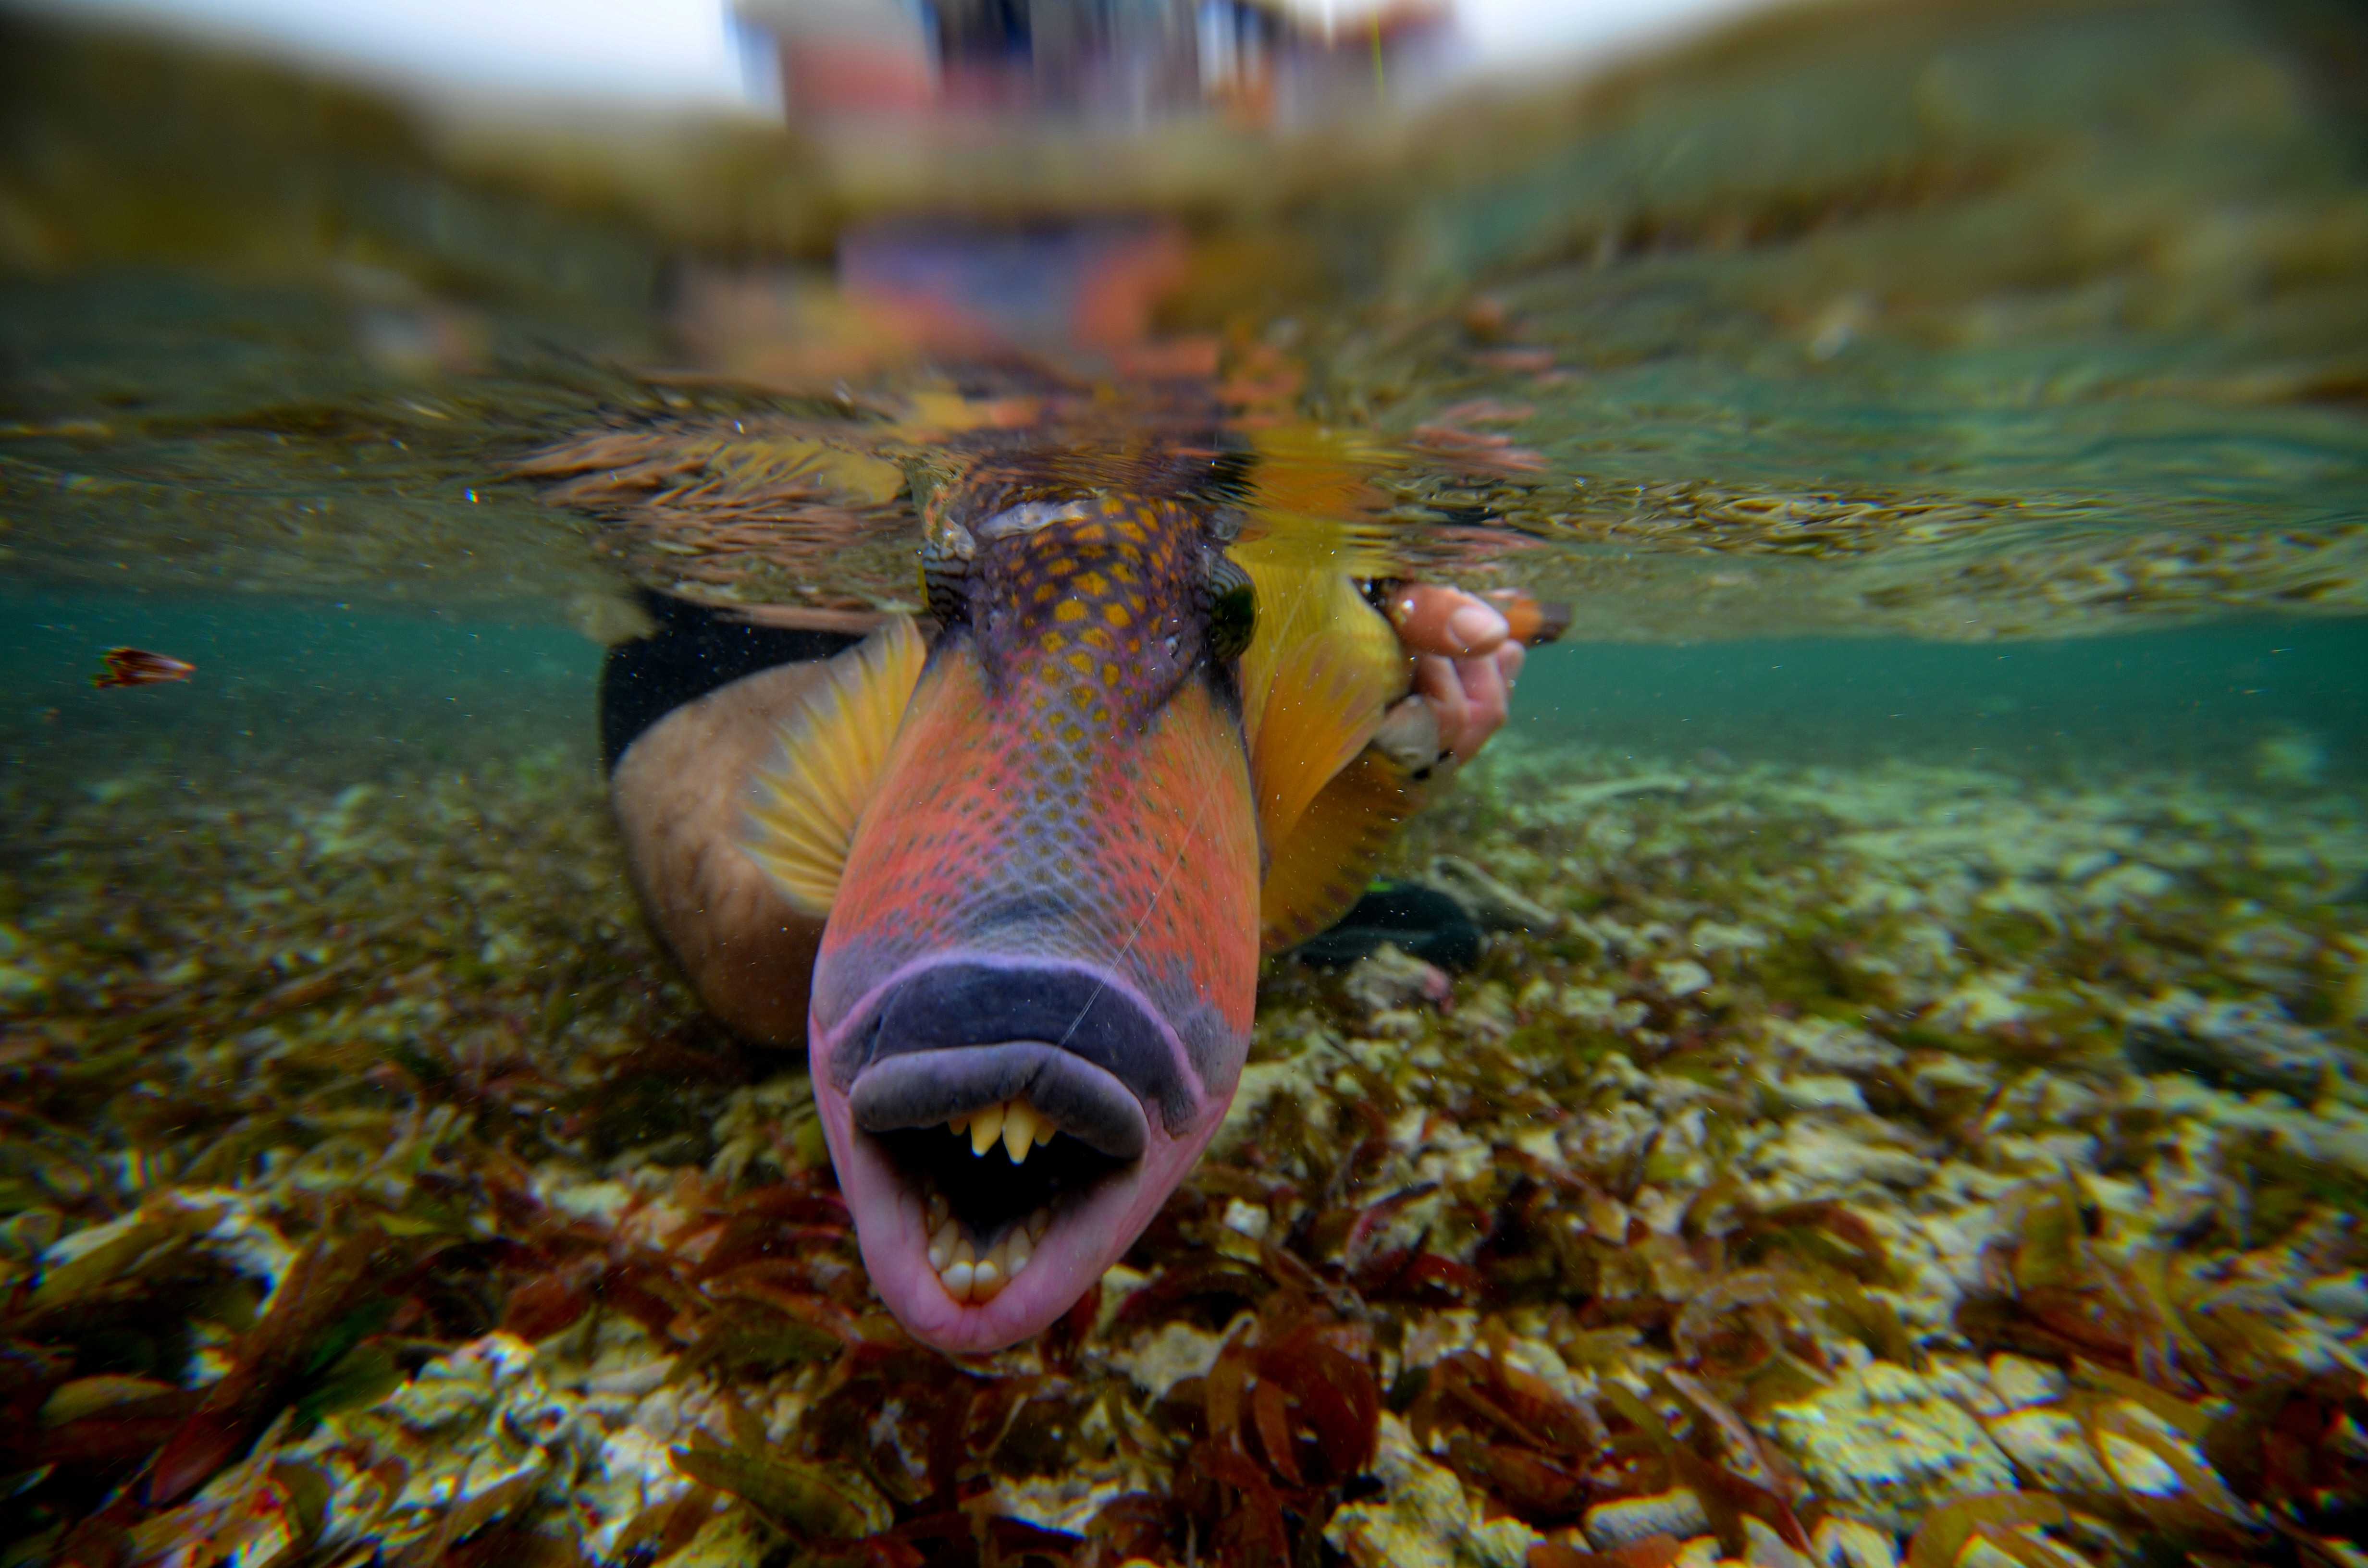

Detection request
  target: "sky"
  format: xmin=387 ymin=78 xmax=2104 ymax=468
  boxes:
xmin=25 ymin=0 xmax=1784 ymax=110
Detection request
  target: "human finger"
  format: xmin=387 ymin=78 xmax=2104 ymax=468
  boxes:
xmin=1388 ymin=583 xmax=1510 ymax=659
xmin=1413 ymin=652 xmax=1472 ymax=759
xmin=1440 ymin=643 xmax=1523 ymax=760
xmin=1437 ymin=642 xmax=1526 ymax=760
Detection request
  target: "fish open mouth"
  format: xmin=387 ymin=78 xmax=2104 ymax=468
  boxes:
xmin=815 ymin=959 xmax=1209 ymax=1348
xmin=854 ymin=1043 xmax=1144 ymax=1305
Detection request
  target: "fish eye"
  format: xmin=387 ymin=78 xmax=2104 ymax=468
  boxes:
xmin=1204 ymin=552 xmax=1254 ymax=662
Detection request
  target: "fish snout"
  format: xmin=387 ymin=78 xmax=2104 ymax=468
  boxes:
xmin=828 ymin=959 xmax=1195 ymax=1139
xmin=811 ymin=957 xmax=1227 ymax=1351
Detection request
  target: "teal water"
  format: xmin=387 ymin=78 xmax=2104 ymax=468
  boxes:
xmin=8 ymin=592 xmax=2364 ymax=805
xmin=0 ymin=591 xmax=599 ymax=805
xmin=1515 ymin=620 xmax=2368 ymax=781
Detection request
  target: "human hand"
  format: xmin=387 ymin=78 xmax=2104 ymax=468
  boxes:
xmin=1385 ymin=584 xmax=1533 ymax=763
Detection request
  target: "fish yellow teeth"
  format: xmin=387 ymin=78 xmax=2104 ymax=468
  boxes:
xmin=942 ymin=1235 xmax=978 ymax=1300
xmin=933 ymin=1221 xmax=1038 ymax=1304
xmin=948 ymin=1097 xmax=1056 ymax=1162
xmin=926 ymin=1218 xmax=959 ymax=1273
xmin=969 ymin=1102 xmax=1005 ymax=1156
xmin=1002 ymin=1099 xmax=1041 ymax=1163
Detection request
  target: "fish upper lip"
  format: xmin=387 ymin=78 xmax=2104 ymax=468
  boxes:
xmin=817 ymin=955 xmax=1199 ymax=1136
xmin=849 ymin=1042 xmax=1149 ymax=1160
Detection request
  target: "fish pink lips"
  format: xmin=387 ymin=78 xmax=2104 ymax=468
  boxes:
xmin=814 ymin=1079 xmax=1217 ymax=1352
xmin=808 ymin=958 xmax=1233 ymax=1353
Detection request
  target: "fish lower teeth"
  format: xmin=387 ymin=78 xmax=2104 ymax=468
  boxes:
xmin=948 ymin=1096 xmax=1055 ymax=1163
xmin=932 ymin=1210 xmax=1051 ymax=1306
xmin=926 ymin=1218 xmax=959 ymax=1272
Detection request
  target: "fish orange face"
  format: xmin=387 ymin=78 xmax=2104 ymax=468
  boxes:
xmin=807 ymin=491 xmax=1260 ymax=1352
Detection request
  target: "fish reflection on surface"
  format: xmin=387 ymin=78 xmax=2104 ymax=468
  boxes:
xmin=749 ymin=0 xmax=1453 ymax=131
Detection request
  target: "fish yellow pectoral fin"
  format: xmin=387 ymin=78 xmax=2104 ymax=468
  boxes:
xmin=1259 ymin=745 xmax=1434 ymax=955
xmin=739 ymin=614 xmax=929 ymax=917
xmin=1241 ymin=564 xmax=1407 ymax=851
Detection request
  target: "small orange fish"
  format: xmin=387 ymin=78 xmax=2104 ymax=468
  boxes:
xmin=92 ymin=647 xmax=195 ymax=689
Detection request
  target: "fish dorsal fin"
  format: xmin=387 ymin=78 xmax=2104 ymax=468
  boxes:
xmin=1259 ymin=746 xmax=1428 ymax=953
xmin=739 ymin=615 xmax=928 ymax=916
xmin=1238 ymin=561 xmax=1406 ymax=853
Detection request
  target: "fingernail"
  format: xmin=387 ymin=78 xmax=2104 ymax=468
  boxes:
xmin=1446 ymin=603 xmax=1503 ymax=655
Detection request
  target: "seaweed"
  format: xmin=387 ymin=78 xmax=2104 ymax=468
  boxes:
xmin=1397 ymin=1338 xmax=1811 ymax=1557
xmin=2202 ymin=1371 xmax=2368 ymax=1565
xmin=6 ymin=706 xmax=2365 ymax=1567
xmin=671 ymin=1424 xmax=894 ymax=1540
xmin=1903 ymin=1492 xmax=2082 ymax=1568
xmin=1955 ymin=1176 xmax=2294 ymax=1398
xmin=1528 ymin=1541 xmax=1685 ymax=1568
xmin=1410 ymin=1347 xmax=1614 ymax=1522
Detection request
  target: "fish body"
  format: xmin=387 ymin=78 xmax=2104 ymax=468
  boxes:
xmin=739 ymin=466 xmax=1430 ymax=1351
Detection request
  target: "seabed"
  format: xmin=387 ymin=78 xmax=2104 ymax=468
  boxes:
xmin=2 ymin=722 xmax=2362 ymax=1568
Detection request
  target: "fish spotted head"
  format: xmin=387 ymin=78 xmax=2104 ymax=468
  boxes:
xmin=808 ymin=488 xmax=1259 ymax=1352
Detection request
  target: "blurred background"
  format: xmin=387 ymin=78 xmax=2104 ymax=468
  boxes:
xmin=15 ymin=0 xmax=1787 ymax=113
